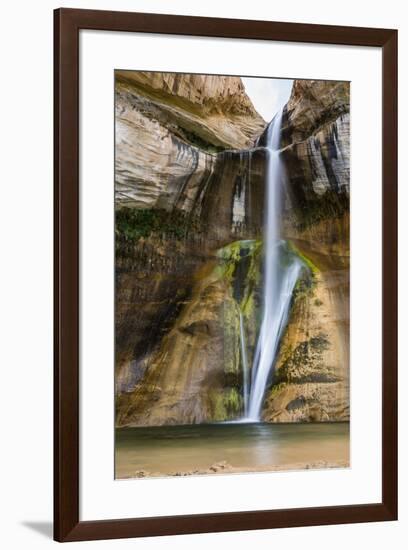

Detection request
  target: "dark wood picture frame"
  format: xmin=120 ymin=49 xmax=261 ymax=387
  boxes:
xmin=54 ymin=7 xmax=398 ymax=542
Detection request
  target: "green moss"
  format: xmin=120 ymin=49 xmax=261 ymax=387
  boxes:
xmin=286 ymin=242 xmax=319 ymax=304
xmin=215 ymin=240 xmax=263 ymax=378
xmin=222 ymin=299 xmax=240 ymax=375
xmin=225 ymin=387 xmax=242 ymax=415
xmin=241 ymin=293 xmax=255 ymax=318
xmin=292 ymin=274 xmax=315 ymax=302
xmin=216 ymin=239 xmax=262 ymax=311
xmin=210 ymin=387 xmax=243 ymax=421
xmin=273 ymin=333 xmax=337 ymax=384
xmin=309 ymin=334 xmax=330 ymax=352
xmin=288 ymin=241 xmax=319 ymax=274
xmin=216 ymin=239 xmax=315 ymax=381
xmin=211 ymin=391 xmax=227 ymax=421
xmin=115 ymin=207 xmax=200 ymax=244
xmin=207 ymin=239 xmax=320 ymax=404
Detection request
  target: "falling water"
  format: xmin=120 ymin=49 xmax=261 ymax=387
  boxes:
xmin=246 ymin=109 xmax=302 ymax=421
xmin=239 ymin=311 xmax=250 ymax=416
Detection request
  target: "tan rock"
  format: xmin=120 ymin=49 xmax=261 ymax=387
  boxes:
xmin=115 ymin=77 xmax=350 ymax=426
xmin=116 ymin=71 xmax=266 ymax=148
xmin=262 ymin=267 xmax=349 ymax=422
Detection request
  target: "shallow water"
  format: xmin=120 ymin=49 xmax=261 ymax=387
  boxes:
xmin=115 ymin=422 xmax=349 ymax=479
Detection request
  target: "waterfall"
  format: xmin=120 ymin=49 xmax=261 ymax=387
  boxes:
xmin=245 ymin=109 xmax=302 ymax=421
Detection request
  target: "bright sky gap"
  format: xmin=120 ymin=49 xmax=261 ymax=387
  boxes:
xmin=242 ymin=77 xmax=294 ymax=122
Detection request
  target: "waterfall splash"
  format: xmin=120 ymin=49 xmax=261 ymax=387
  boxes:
xmin=245 ymin=109 xmax=302 ymax=421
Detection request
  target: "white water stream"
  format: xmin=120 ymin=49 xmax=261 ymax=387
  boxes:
xmin=243 ymin=109 xmax=302 ymax=421
xmin=239 ymin=311 xmax=250 ymax=415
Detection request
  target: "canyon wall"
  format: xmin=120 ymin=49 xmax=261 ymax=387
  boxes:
xmin=261 ymin=80 xmax=350 ymax=422
xmin=115 ymin=71 xmax=265 ymax=209
xmin=115 ymin=73 xmax=350 ymax=426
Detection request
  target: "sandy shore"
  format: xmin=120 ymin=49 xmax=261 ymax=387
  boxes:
xmin=118 ymin=459 xmax=350 ymax=479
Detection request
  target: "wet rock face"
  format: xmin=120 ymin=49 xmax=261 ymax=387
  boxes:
xmin=115 ymin=233 xmax=210 ymax=382
xmin=283 ymin=114 xmax=350 ymax=200
xmin=115 ymin=74 xmax=350 ymax=426
xmin=116 ymin=241 xmax=263 ymax=426
xmin=115 ymin=78 xmax=267 ymax=218
xmin=262 ymin=267 xmax=349 ymax=423
xmin=199 ymin=148 xmax=266 ymax=242
xmin=116 ymin=259 xmax=234 ymax=426
xmin=261 ymin=79 xmax=350 ymax=423
xmin=114 ymin=145 xmax=268 ymax=388
xmin=115 ymin=85 xmax=217 ymax=210
xmin=280 ymin=81 xmax=350 ymax=256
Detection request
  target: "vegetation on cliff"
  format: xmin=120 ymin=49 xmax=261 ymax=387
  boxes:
xmin=115 ymin=74 xmax=350 ymax=426
xmin=116 ymin=207 xmax=201 ymax=243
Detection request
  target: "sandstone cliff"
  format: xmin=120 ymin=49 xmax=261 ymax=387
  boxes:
xmin=261 ymin=80 xmax=350 ymax=422
xmin=117 ymin=240 xmax=263 ymax=426
xmin=115 ymin=74 xmax=350 ymax=426
xmin=115 ymin=72 xmax=267 ymax=426
xmin=115 ymin=71 xmax=265 ymax=209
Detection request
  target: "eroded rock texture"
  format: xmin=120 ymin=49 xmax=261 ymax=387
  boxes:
xmin=261 ymin=80 xmax=350 ymax=422
xmin=115 ymin=71 xmax=265 ymax=209
xmin=115 ymin=74 xmax=350 ymax=426
xmin=117 ymin=241 xmax=263 ymax=426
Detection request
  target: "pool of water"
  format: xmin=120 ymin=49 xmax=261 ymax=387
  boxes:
xmin=115 ymin=422 xmax=349 ymax=479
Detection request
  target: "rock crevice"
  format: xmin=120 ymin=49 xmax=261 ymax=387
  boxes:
xmin=115 ymin=74 xmax=350 ymax=426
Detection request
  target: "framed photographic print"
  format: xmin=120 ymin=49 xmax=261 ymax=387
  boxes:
xmin=54 ymin=8 xmax=398 ymax=542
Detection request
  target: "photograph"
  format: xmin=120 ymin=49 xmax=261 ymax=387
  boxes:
xmin=0 ymin=0 xmax=400 ymax=546
xmin=114 ymin=71 xmax=350 ymax=479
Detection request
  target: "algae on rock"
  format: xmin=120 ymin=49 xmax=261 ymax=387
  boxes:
xmin=116 ymin=239 xmax=264 ymax=426
xmin=115 ymin=74 xmax=350 ymax=427
xmin=262 ymin=245 xmax=349 ymax=423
